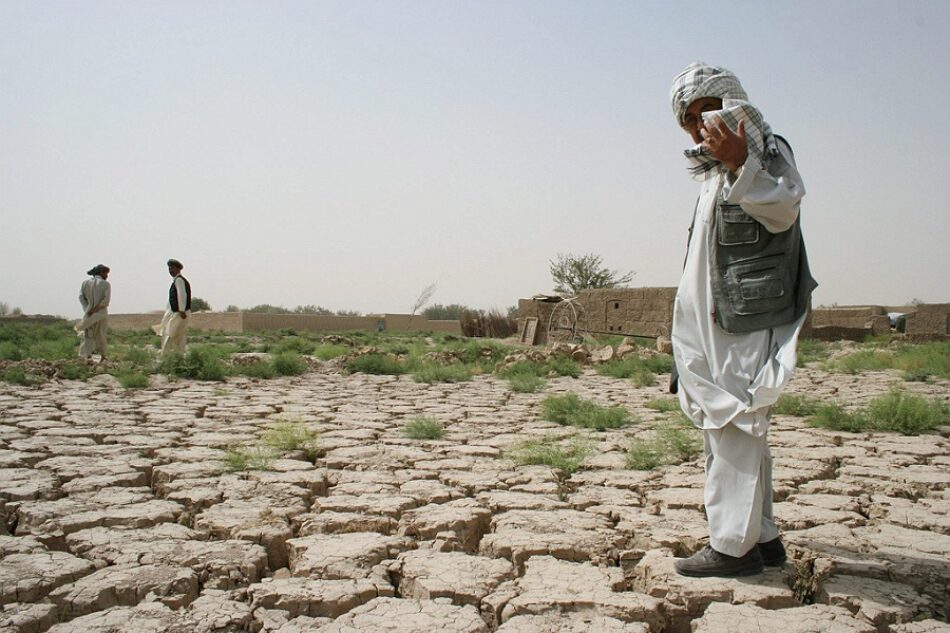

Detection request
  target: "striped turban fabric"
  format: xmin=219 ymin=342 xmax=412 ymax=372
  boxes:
xmin=670 ymin=62 xmax=778 ymax=180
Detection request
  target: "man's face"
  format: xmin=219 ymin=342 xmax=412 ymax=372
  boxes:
xmin=168 ymin=265 xmax=181 ymax=277
xmin=682 ymin=97 xmax=723 ymax=144
xmin=100 ymin=271 xmax=109 ymax=281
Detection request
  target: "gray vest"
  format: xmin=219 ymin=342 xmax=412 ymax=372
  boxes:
xmin=710 ymin=138 xmax=817 ymax=333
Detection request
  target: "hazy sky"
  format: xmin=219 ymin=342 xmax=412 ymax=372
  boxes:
xmin=2 ymin=1 xmax=948 ymax=319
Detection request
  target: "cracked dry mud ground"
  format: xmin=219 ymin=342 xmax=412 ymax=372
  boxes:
xmin=0 ymin=365 xmax=947 ymax=633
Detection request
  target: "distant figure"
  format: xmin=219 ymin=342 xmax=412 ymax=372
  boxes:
xmin=155 ymin=259 xmax=192 ymax=355
xmin=75 ymin=264 xmax=111 ymax=360
xmin=668 ymin=63 xmax=817 ymax=578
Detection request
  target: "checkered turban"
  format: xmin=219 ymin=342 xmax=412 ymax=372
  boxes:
xmin=670 ymin=62 xmax=777 ymax=179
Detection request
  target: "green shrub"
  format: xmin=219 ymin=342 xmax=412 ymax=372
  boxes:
xmin=545 ymin=356 xmax=581 ymax=378
xmin=272 ymin=352 xmax=307 ymax=376
xmin=411 ymin=363 xmax=473 ymax=384
xmin=0 ymin=341 xmax=22 ymax=361
xmin=625 ymin=420 xmax=702 ymax=470
xmin=223 ymin=446 xmax=276 ymax=472
xmin=828 ymin=349 xmax=894 ymax=374
xmin=540 ymin=393 xmax=634 ymax=431
xmin=2 ymin=366 xmax=44 ymax=386
xmin=508 ymin=373 xmax=546 ymax=393
xmin=58 ymin=362 xmax=91 ymax=381
xmin=313 ymin=344 xmax=349 ymax=360
xmin=797 ymin=339 xmax=833 ymax=367
xmin=645 ymin=397 xmax=680 ymax=413
xmin=404 ymin=416 xmax=444 ymax=440
xmin=159 ymin=346 xmax=229 ymax=381
xmin=115 ymin=370 xmax=149 ymax=389
xmin=345 ymin=353 xmax=405 ymax=375
xmin=772 ymin=393 xmax=824 ymax=417
xmin=893 ymin=341 xmax=950 ymax=381
xmin=596 ymin=355 xmax=673 ymax=379
xmin=508 ymin=435 xmax=592 ymax=474
xmin=499 ymin=360 xmax=546 ymax=378
xmin=864 ymin=389 xmax=949 ymax=435
xmin=630 ymin=368 xmax=656 ymax=388
xmin=262 ymin=420 xmax=319 ymax=458
xmin=236 ymin=360 xmax=277 ymax=379
xmin=272 ymin=336 xmax=316 ymax=356
xmin=120 ymin=345 xmax=154 ymax=368
xmin=807 ymin=401 xmax=868 ymax=433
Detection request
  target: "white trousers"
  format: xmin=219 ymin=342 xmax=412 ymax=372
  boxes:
xmin=159 ymin=313 xmax=189 ymax=356
xmin=702 ymin=423 xmax=779 ymax=557
xmin=78 ymin=320 xmax=108 ymax=358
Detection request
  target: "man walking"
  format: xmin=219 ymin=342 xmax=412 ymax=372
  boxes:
xmin=668 ymin=63 xmax=817 ymax=577
xmin=75 ymin=264 xmax=111 ymax=360
xmin=156 ymin=259 xmax=192 ymax=355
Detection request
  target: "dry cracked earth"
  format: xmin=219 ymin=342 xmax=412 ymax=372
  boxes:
xmin=0 ymin=363 xmax=948 ymax=633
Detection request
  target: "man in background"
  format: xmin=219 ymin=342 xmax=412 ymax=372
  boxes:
xmin=75 ymin=264 xmax=111 ymax=360
xmin=155 ymin=259 xmax=192 ymax=355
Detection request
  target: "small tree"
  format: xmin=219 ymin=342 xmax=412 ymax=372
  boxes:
xmin=191 ymin=297 xmax=212 ymax=311
xmin=549 ymin=253 xmax=634 ymax=296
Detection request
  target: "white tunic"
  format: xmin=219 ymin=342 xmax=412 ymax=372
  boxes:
xmin=672 ymin=141 xmax=806 ymax=437
xmin=75 ymin=277 xmax=111 ymax=332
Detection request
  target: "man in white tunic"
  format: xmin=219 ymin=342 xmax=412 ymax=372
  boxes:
xmin=669 ymin=63 xmax=817 ymax=577
xmin=75 ymin=265 xmax=111 ymax=360
xmin=154 ymin=259 xmax=191 ymax=356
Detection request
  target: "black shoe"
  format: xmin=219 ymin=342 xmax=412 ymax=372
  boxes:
xmin=674 ymin=545 xmax=764 ymax=578
xmin=758 ymin=537 xmax=787 ymax=566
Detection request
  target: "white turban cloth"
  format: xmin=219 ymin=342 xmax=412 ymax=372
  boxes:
xmin=670 ymin=62 xmax=778 ymax=180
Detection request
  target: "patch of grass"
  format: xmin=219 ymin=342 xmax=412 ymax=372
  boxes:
xmin=545 ymin=356 xmax=581 ymax=378
xmin=508 ymin=435 xmax=592 ymax=474
xmin=796 ymin=338 xmax=833 ymax=367
xmin=807 ymin=390 xmax=948 ymax=435
xmin=772 ymin=393 xmax=824 ymax=417
xmin=411 ymin=363 xmax=473 ymax=384
xmin=58 ymin=362 xmax=91 ymax=381
xmin=114 ymin=370 xmax=149 ymax=389
xmin=893 ymin=341 xmax=950 ymax=381
xmin=0 ymin=341 xmax=22 ymax=361
xmin=807 ymin=401 xmax=868 ymax=433
xmin=625 ymin=419 xmax=702 ymax=470
xmin=596 ymin=355 xmax=673 ymax=379
xmin=313 ymin=344 xmax=349 ymax=360
xmin=262 ymin=420 xmax=319 ymax=458
xmin=827 ymin=349 xmax=894 ymax=374
xmin=645 ymin=397 xmax=681 ymax=413
xmin=2 ymin=366 xmax=45 ymax=386
xmin=540 ymin=393 xmax=634 ymax=431
xmin=508 ymin=373 xmax=546 ymax=393
xmin=864 ymin=389 xmax=949 ymax=435
xmin=272 ymin=351 xmax=307 ymax=376
xmin=119 ymin=345 xmax=154 ymax=369
xmin=235 ymin=359 xmax=277 ymax=379
xmin=345 ymin=353 xmax=406 ymax=375
xmin=404 ymin=416 xmax=444 ymax=439
xmin=630 ymin=367 xmax=656 ymax=388
xmin=271 ymin=336 xmax=316 ymax=356
xmin=499 ymin=360 xmax=546 ymax=378
xmin=223 ymin=446 xmax=276 ymax=472
xmin=159 ymin=346 xmax=229 ymax=381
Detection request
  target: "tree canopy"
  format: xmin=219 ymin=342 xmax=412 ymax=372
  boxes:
xmin=549 ymin=253 xmax=634 ymax=296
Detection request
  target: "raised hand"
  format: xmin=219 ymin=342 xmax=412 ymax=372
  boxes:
xmin=701 ymin=117 xmax=748 ymax=173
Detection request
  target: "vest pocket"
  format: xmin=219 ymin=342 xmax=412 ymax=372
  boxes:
xmin=724 ymin=254 xmax=791 ymax=315
xmin=718 ymin=204 xmax=759 ymax=246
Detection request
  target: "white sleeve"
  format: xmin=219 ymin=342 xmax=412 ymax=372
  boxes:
xmin=101 ymin=282 xmax=111 ymax=308
xmin=79 ymin=282 xmax=90 ymax=311
xmin=175 ymin=278 xmax=187 ymax=312
xmin=721 ymin=140 xmax=805 ymax=234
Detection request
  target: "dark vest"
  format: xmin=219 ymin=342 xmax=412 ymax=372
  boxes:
xmin=711 ymin=138 xmax=817 ymax=333
xmin=169 ymin=275 xmax=191 ymax=312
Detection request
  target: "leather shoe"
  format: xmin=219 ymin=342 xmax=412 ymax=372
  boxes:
xmin=674 ymin=545 xmax=764 ymax=577
xmin=758 ymin=537 xmax=787 ymax=566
